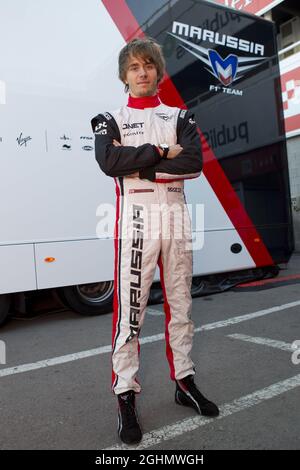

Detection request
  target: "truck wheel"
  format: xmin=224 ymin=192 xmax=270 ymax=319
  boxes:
xmin=57 ymin=281 xmax=114 ymax=316
xmin=191 ymin=277 xmax=205 ymax=296
xmin=0 ymin=294 xmax=11 ymax=326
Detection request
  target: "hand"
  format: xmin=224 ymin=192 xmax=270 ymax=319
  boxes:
xmin=168 ymin=144 xmax=183 ymax=159
xmin=113 ymin=139 xmax=121 ymax=147
xmin=158 ymin=144 xmax=183 ymax=159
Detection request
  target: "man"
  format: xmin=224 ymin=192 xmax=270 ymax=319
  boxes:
xmin=91 ymin=37 xmax=219 ymax=446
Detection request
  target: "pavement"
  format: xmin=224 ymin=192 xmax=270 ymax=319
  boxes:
xmin=0 ymin=253 xmax=299 ymax=450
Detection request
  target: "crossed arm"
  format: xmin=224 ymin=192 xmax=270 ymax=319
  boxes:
xmin=91 ymin=110 xmax=203 ymax=181
xmin=111 ymin=139 xmax=183 ymax=178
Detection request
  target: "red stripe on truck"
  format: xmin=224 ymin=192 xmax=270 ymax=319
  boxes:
xmin=101 ymin=0 xmax=274 ymax=269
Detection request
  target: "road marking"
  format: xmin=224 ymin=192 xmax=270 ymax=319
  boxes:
xmin=104 ymin=373 xmax=300 ymax=450
xmin=195 ymin=300 xmax=300 ymax=332
xmin=228 ymin=334 xmax=295 ymax=351
xmin=0 ymin=346 xmax=111 ymax=378
xmin=146 ymin=308 xmax=164 ymax=316
xmin=1 ymin=300 xmax=299 ymax=378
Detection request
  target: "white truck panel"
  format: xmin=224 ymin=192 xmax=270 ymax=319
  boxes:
xmin=0 ymin=244 xmax=36 ymax=294
xmin=35 ymin=239 xmax=114 ymax=289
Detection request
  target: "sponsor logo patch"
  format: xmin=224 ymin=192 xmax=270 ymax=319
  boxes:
xmin=95 ymin=121 xmax=107 ymax=134
xmin=129 ymin=189 xmax=154 ymax=193
xmin=156 ymin=113 xmax=173 ymax=122
xmin=126 ymin=204 xmax=144 ymax=343
xmin=168 ymin=187 xmax=182 ymax=193
xmin=122 ymin=122 xmax=144 ymax=129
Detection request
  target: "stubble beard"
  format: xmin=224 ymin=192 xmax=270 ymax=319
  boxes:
xmin=131 ymin=83 xmax=157 ymax=97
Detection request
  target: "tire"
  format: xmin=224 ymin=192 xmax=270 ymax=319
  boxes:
xmin=0 ymin=294 xmax=11 ymax=327
xmin=191 ymin=277 xmax=206 ymax=297
xmin=56 ymin=281 xmax=114 ymax=316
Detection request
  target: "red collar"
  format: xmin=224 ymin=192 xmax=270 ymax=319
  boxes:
xmin=127 ymin=94 xmax=160 ymax=109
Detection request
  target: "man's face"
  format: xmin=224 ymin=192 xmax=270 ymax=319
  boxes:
xmin=125 ymin=55 xmax=158 ymax=97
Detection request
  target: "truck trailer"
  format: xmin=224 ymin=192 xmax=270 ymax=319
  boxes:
xmin=0 ymin=0 xmax=293 ymax=325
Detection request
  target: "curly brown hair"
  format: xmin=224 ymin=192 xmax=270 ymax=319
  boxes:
xmin=118 ymin=37 xmax=166 ymax=92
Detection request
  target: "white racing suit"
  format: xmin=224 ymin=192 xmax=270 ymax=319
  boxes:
xmin=91 ymin=95 xmax=203 ymax=395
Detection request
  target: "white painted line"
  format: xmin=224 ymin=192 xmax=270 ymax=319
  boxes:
xmin=1 ymin=300 xmax=299 ymax=378
xmin=195 ymin=300 xmax=300 ymax=332
xmin=0 ymin=346 xmax=111 ymax=378
xmin=228 ymin=334 xmax=295 ymax=352
xmin=104 ymin=373 xmax=300 ymax=450
xmin=140 ymin=333 xmax=164 ymax=344
xmin=146 ymin=308 xmax=164 ymax=316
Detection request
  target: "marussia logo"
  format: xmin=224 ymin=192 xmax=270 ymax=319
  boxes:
xmin=169 ymin=30 xmax=266 ymax=86
xmin=208 ymin=50 xmax=238 ymax=86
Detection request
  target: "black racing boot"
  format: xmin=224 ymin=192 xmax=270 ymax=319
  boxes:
xmin=175 ymin=375 xmax=219 ymax=417
xmin=117 ymin=390 xmax=142 ymax=445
